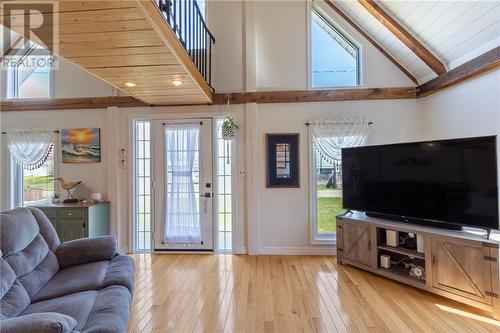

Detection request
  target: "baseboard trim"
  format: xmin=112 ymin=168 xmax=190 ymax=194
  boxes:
xmin=258 ymin=246 xmax=336 ymax=255
xmin=233 ymin=246 xmax=247 ymax=254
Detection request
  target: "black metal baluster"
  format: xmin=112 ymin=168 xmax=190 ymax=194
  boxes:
xmin=196 ymin=10 xmax=199 ymax=71
xmin=183 ymin=0 xmax=187 ymax=47
xmin=190 ymin=0 xmax=193 ymax=60
xmin=156 ymin=0 xmax=214 ymax=88
xmin=201 ymin=27 xmax=207 ymax=80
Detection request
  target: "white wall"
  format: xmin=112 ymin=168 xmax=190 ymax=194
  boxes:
xmin=53 ymin=58 xmax=116 ymax=98
xmin=419 ymin=69 xmax=500 ymax=140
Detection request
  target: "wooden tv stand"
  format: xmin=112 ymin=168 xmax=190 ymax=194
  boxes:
xmin=336 ymin=212 xmax=500 ymax=319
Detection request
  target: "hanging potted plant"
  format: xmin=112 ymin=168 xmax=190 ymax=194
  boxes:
xmin=221 ymin=99 xmax=238 ymax=140
xmin=221 ymin=115 xmax=239 ymax=140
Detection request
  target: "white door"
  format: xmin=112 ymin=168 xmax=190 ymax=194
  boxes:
xmin=153 ymin=119 xmax=213 ymax=251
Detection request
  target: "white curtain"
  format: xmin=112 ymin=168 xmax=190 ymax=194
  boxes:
xmin=164 ymin=123 xmax=201 ymax=245
xmin=5 ymin=129 xmax=55 ymax=170
xmin=309 ymin=117 xmax=370 ymax=163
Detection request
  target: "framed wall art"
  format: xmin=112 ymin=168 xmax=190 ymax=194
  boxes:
xmin=62 ymin=128 xmax=101 ymax=163
xmin=266 ymin=133 xmax=299 ymax=188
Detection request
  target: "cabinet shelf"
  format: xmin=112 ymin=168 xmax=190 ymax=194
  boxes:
xmin=377 ymin=266 xmax=425 ymax=285
xmin=377 ymin=244 xmax=425 ymax=260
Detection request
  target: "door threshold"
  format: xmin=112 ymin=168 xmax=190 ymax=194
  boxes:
xmin=153 ymin=249 xmax=214 ymax=253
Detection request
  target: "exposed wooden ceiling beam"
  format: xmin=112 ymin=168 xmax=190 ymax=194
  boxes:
xmin=1 ymin=87 xmax=417 ymax=111
xmin=0 ymin=96 xmax=146 ymax=112
xmin=357 ymin=0 xmax=446 ymax=75
xmin=0 ymin=35 xmax=23 ymax=62
xmin=324 ymin=1 xmax=418 ymax=85
xmin=417 ymin=47 xmax=500 ymax=98
xmin=213 ymin=87 xmax=416 ymax=104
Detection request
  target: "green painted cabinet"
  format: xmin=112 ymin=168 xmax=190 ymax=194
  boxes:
xmin=34 ymin=202 xmax=110 ymax=242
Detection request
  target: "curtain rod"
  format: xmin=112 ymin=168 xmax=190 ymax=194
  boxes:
xmin=162 ymin=121 xmax=203 ymax=126
xmin=1 ymin=130 xmax=60 ymax=134
xmin=305 ymin=121 xmax=373 ymax=126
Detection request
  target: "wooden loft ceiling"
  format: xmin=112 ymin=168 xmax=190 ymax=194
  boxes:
xmin=0 ymin=0 xmax=213 ymax=105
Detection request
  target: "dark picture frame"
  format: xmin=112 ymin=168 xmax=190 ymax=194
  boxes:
xmin=266 ymin=133 xmax=300 ymax=188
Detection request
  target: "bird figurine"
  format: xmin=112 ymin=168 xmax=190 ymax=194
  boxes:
xmin=55 ymin=177 xmax=82 ymax=203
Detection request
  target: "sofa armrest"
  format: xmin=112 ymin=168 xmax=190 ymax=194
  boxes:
xmin=56 ymin=235 xmax=117 ymax=269
xmin=0 ymin=312 xmax=77 ymax=333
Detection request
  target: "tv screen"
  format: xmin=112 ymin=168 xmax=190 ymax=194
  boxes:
xmin=342 ymin=136 xmax=499 ymax=230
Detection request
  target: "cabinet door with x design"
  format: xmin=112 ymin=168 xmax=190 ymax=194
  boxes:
xmin=338 ymin=220 xmax=376 ymax=268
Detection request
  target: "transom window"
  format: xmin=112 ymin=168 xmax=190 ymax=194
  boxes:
xmin=311 ymin=8 xmax=360 ymax=88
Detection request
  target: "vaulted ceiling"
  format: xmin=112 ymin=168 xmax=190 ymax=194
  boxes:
xmin=334 ymin=0 xmax=500 ymax=84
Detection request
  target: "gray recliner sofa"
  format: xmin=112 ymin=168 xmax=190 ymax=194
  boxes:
xmin=0 ymin=207 xmax=135 ymax=333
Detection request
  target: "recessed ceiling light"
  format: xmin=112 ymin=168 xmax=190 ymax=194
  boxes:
xmin=171 ymin=80 xmax=183 ymax=87
xmin=124 ymin=82 xmax=136 ymax=87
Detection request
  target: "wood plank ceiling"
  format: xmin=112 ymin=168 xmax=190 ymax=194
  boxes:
xmin=0 ymin=0 xmax=213 ymax=105
xmin=333 ymin=0 xmax=500 ymax=84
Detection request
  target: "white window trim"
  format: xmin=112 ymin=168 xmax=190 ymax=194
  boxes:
xmin=309 ymin=131 xmax=336 ymax=245
xmin=308 ymin=1 xmax=364 ymax=89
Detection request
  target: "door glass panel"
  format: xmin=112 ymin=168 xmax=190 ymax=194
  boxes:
xmin=164 ymin=124 xmax=201 ymax=245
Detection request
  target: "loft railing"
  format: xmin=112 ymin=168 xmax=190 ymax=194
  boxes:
xmin=158 ymin=0 xmax=215 ymax=89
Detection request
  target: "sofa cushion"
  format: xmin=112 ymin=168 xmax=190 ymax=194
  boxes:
xmin=32 ymin=255 xmax=136 ymax=303
xmin=0 ymin=208 xmax=60 ymax=299
xmin=0 ymin=259 xmax=16 ymax=299
xmin=22 ymin=290 xmax=97 ymax=332
xmin=0 ymin=280 xmax=31 ymax=319
xmin=0 ymin=259 xmax=31 ymax=319
xmin=56 ymin=236 xmax=117 ymax=269
xmin=0 ymin=208 xmax=39 ymax=257
xmin=81 ymin=286 xmax=132 ymax=333
xmin=102 ymin=255 xmax=135 ymax=294
xmin=32 ymin=261 xmax=109 ymax=303
xmin=28 ymin=208 xmax=61 ymax=252
xmin=0 ymin=312 xmax=77 ymax=333
xmin=22 ymin=286 xmax=131 ymax=333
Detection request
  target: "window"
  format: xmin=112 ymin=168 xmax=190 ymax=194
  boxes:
xmin=311 ymin=146 xmax=343 ymax=241
xmin=22 ymin=151 xmax=55 ymax=206
xmin=215 ymin=119 xmax=233 ymax=252
xmin=309 ymin=119 xmax=369 ymax=243
xmin=311 ymin=8 xmax=360 ymax=88
xmin=8 ymin=43 xmax=51 ymax=99
xmin=134 ymin=121 xmax=152 ymax=252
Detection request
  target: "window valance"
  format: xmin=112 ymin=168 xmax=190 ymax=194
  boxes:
xmin=309 ymin=117 xmax=370 ymax=163
xmin=5 ymin=129 xmax=55 ymax=170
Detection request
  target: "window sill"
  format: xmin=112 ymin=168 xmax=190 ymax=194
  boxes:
xmin=311 ymin=236 xmax=336 ymax=245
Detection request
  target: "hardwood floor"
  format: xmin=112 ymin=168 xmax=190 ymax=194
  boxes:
xmin=128 ymin=254 xmax=500 ymax=332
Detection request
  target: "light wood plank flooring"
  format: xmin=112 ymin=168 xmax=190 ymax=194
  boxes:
xmin=128 ymin=254 xmax=500 ymax=332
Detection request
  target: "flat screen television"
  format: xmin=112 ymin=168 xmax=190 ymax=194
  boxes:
xmin=342 ymin=136 xmax=499 ymax=231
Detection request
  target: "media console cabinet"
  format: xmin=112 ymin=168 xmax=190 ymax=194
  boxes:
xmin=336 ymin=212 xmax=500 ymax=319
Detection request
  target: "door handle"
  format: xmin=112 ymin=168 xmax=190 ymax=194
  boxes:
xmin=201 ymin=193 xmax=211 ymax=198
